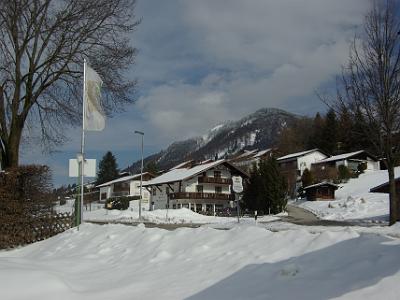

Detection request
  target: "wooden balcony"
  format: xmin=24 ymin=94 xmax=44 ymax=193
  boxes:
xmin=169 ymin=192 xmax=233 ymax=201
xmin=197 ymin=176 xmax=232 ymax=184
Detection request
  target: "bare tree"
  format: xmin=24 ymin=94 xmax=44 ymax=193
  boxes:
xmin=337 ymin=0 xmax=400 ymax=225
xmin=0 ymin=0 xmax=140 ymax=169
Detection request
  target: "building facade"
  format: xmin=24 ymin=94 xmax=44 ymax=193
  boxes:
xmin=97 ymin=173 xmax=154 ymax=209
xmin=144 ymin=160 xmax=248 ymax=214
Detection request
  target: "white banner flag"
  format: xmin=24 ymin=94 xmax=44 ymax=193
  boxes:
xmin=84 ymin=64 xmax=105 ymax=131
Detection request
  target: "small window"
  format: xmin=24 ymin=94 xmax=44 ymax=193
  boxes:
xmin=196 ymin=185 xmax=203 ymax=193
xmin=101 ymin=193 xmax=107 ymax=200
xmin=166 ymin=187 xmax=170 ymax=195
xmin=215 ymin=186 xmax=222 ymax=193
xmin=152 ymin=187 xmax=156 ymax=196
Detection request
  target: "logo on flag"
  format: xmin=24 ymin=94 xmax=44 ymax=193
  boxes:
xmin=84 ymin=64 xmax=105 ymax=131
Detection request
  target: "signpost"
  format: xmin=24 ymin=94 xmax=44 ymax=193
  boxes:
xmin=69 ymin=157 xmax=96 ymax=226
xmin=232 ymin=176 xmax=243 ymax=223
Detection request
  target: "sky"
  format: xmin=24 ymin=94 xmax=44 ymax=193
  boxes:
xmin=21 ymin=0 xmax=370 ymax=187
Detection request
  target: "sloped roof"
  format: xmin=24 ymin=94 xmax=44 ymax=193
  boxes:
xmin=96 ymin=173 xmax=151 ymax=188
xmin=144 ymin=159 xmax=247 ymax=186
xmin=254 ymin=149 xmax=272 ymax=158
xmin=170 ymin=160 xmax=194 ymax=170
xmin=236 ymin=150 xmax=258 ymax=159
xmin=303 ymin=182 xmax=338 ymax=190
xmin=277 ymin=149 xmax=324 ymax=161
xmin=313 ymin=150 xmax=376 ymax=164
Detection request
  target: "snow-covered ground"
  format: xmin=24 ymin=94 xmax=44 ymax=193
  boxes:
xmin=1 ymin=223 xmax=400 ymax=299
xmin=297 ymin=168 xmax=400 ymax=222
xmin=84 ymin=207 xmax=280 ymax=225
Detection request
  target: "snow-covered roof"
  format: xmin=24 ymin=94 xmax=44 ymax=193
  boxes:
xmin=170 ymin=160 xmax=194 ymax=170
xmin=303 ymin=182 xmax=338 ymax=190
xmin=96 ymin=173 xmax=145 ymax=188
xmin=277 ymin=149 xmax=322 ymax=161
xmin=237 ymin=150 xmax=258 ymax=159
xmin=313 ymin=150 xmax=373 ymax=164
xmin=254 ymin=149 xmax=272 ymax=158
xmin=144 ymin=159 xmax=246 ymax=186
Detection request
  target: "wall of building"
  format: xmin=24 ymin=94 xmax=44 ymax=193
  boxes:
xmin=297 ymin=152 xmax=327 ymax=175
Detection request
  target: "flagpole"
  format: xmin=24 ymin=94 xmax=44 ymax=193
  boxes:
xmin=80 ymin=58 xmax=86 ymax=227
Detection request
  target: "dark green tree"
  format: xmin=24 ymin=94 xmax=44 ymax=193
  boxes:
xmin=264 ymin=158 xmax=287 ymax=214
xmin=307 ymin=112 xmax=325 ymax=150
xmin=96 ymin=151 xmax=119 ymax=185
xmin=242 ymin=158 xmax=287 ymax=214
xmin=301 ymin=168 xmax=314 ymax=187
xmin=144 ymin=161 xmax=159 ymax=175
xmin=337 ymin=106 xmax=354 ymax=153
xmin=320 ymin=109 xmax=338 ymax=154
xmin=242 ymin=164 xmax=263 ymax=212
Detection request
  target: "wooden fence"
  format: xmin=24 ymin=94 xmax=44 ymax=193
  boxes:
xmin=0 ymin=212 xmax=74 ymax=249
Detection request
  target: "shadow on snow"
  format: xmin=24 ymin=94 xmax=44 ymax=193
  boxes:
xmin=186 ymin=234 xmax=399 ymax=300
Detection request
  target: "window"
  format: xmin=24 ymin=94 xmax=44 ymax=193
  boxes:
xmin=152 ymin=187 xmax=156 ymax=196
xmin=215 ymin=186 xmax=222 ymax=193
xmin=214 ymin=171 xmax=221 ymax=178
xmin=196 ymin=185 xmax=203 ymax=193
xmin=101 ymin=193 xmax=107 ymax=200
xmin=196 ymin=204 xmax=203 ymax=212
xmin=166 ymin=187 xmax=170 ymax=195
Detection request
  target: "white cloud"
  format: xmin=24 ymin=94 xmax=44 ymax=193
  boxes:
xmin=27 ymin=0 xmax=372 ymax=185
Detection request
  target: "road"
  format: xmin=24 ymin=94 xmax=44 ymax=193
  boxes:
xmin=283 ymin=204 xmax=357 ymax=226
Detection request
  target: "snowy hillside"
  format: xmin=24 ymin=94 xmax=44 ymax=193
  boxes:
xmin=1 ymin=223 xmax=400 ymax=299
xmin=126 ymin=107 xmax=296 ymax=172
xmin=298 ymin=168 xmax=400 ymax=222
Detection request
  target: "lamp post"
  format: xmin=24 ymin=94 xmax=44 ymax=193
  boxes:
xmin=134 ymin=130 xmax=144 ymax=221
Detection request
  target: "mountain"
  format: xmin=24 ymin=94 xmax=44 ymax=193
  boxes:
xmin=125 ymin=108 xmax=298 ymax=173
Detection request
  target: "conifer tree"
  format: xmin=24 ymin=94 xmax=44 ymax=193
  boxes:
xmin=321 ymin=109 xmax=338 ymax=154
xmin=96 ymin=151 xmax=119 ymax=185
xmin=307 ymin=112 xmax=325 ymax=149
xmin=264 ymin=158 xmax=287 ymax=214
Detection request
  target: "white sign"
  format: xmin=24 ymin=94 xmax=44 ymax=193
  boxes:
xmin=232 ymin=176 xmax=243 ymax=193
xmin=69 ymin=159 xmax=96 ymax=177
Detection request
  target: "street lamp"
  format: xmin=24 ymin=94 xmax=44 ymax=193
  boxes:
xmin=134 ymin=130 xmax=144 ymax=221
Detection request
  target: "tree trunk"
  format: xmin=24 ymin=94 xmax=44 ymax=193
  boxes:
xmin=387 ymin=163 xmax=398 ymax=225
xmin=2 ymin=119 xmax=24 ymax=169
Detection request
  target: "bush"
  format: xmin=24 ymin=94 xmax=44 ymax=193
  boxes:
xmin=338 ymin=165 xmax=351 ymax=182
xmin=357 ymin=162 xmax=367 ymax=174
xmin=105 ymin=196 xmax=140 ymax=210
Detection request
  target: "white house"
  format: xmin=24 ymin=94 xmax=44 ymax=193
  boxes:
xmin=311 ymin=150 xmax=380 ymax=172
xmin=277 ymin=149 xmax=328 ymax=197
xmin=277 ymin=149 xmax=328 ymax=176
xmin=96 ymin=172 xmax=155 ymax=209
xmin=230 ymin=148 xmax=273 ymax=172
xmin=143 ymin=159 xmax=248 ymax=214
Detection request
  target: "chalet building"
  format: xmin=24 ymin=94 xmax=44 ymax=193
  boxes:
xmin=230 ymin=148 xmax=273 ymax=172
xmin=143 ymin=159 xmax=248 ymax=213
xmin=277 ymin=149 xmax=328 ymax=196
xmin=303 ymin=182 xmax=338 ymax=201
xmin=370 ymin=178 xmax=400 ymax=194
xmin=311 ymin=150 xmax=380 ymax=173
xmin=96 ymin=172 xmax=155 ymax=209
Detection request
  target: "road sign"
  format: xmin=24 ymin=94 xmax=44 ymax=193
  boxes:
xmin=232 ymin=176 xmax=243 ymax=193
xmin=69 ymin=158 xmax=96 ymax=177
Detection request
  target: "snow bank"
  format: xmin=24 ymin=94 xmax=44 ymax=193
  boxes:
xmin=1 ymin=224 xmax=400 ymax=299
xmin=84 ymin=207 xmax=279 ymax=225
xmin=298 ymin=168 xmax=400 ymax=222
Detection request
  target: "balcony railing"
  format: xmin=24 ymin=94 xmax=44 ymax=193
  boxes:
xmin=112 ymin=191 xmax=130 ymax=197
xmin=169 ymin=192 xmax=233 ymax=201
xmin=197 ymin=176 xmax=232 ymax=184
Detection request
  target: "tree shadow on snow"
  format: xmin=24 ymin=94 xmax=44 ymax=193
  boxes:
xmin=186 ymin=234 xmax=400 ymax=300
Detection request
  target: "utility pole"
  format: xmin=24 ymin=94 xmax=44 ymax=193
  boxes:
xmin=134 ymin=130 xmax=144 ymax=221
